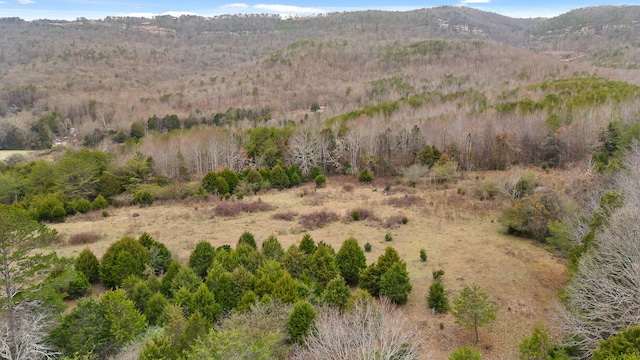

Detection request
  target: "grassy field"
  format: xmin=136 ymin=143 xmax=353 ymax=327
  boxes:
xmin=50 ymin=171 xmax=567 ymax=359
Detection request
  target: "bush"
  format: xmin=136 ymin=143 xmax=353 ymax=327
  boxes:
xmin=500 ymin=192 xmax=562 ymax=241
xmin=449 ymin=345 xmax=482 ymax=360
xmin=237 ymin=231 xmax=258 ymax=250
xmin=385 ymin=233 xmax=393 ymax=242
xmin=364 ymin=242 xmax=372 ymax=252
xmin=262 ymin=235 xmax=285 ymax=261
xmin=315 ymin=174 xmax=326 ymax=188
xmin=218 ymin=168 xmax=239 ymax=193
xmin=593 ymin=326 xmax=640 ymax=360
xmin=287 ymin=300 xmax=316 ymax=343
xmin=351 ymin=210 xmax=360 ymax=221
xmin=271 ymin=164 xmax=290 ymax=189
xmin=299 ymin=234 xmax=316 ymax=255
xmin=420 ymin=249 xmax=427 ymax=262
xmin=99 ymin=236 xmax=149 ymax=288
xmin=385 ymin=195 xmax=425 ymax=208
xmin=188 ymin=241 xmax=216 ymax=279
xmin=358 ymin=168 xmax=373 ymax=182
xmin=68 ymin=232 xmax=101 ymax=245
xmin=335 ymin=237 xmax=367 ymax=286
xmin=433 ymin=269 xmax=445 ymax=281
xmin=71 ymin=197 xmax=91 ymax=214
xmin=134 ymin=189 xmax=154 ymax=206
xmin=299 ymin=210 xmax=339 ymax=229
xmin=91 ymin=194 xmax=108 ymax=210
xmin=75 ymin=248 xmax=100 ymax=282
xmin=427 ymin=281 xmax=449 ymax=313
xmin=323 ymin=276 xmax=351 ymax=310
xmin=214 ymin=199 xmax=274 ymax=217
xmin=379 ymin=262 xmax=412 ymax=305
xmin=48 ymin=267 xmax=91 ymax=299
xmin=518 ymin=326 xmax=552 ymax=360
xmin=348 ymin=207 xmax=378 ymax=222
xmin=271 ymin=211 xmax=298 ymax=221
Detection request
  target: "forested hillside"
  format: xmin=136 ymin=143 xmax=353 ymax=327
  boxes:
xmin=2 ymin=5 xmax=640 ymax=360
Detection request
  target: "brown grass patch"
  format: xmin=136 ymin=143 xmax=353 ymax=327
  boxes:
xmin=299 ymin=210 xmax=339 ymax=229
xmin=214 ymin=199 xmax=274 ymax=217
xmin=385 ymin=194 xmax=425 ymax=208
xmin=68 ymin=232 xmax=102 ymax=245
xmin=271 ymin=210 xmax=298 ymax=221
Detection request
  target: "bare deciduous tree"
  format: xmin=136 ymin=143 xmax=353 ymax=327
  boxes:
xmin=0 ymin=302 xmax=58 ymax=360
xmin=288 ymin=130 xmax=320 ymax=176
xmin=291 ymin=298 xmax=423 ymax=360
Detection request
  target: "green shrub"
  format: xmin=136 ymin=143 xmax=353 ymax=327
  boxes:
xmin=262 ymin=235 xmax=285 ymax=261
xmin=238 ymin=231 xmax=258 ymax=250
xmin=358 ymin=168 xmax=373 ymax=182
xmin=315 ymin=174 xmax=326 ymax=188
xmin=351 ymin=210 xmax=360 ymax=221
xmin=500 ymin=192 xmax=562 ymax=241
xmin=102 ymin=210 xmax=109 ymax=217
xmin=593 ymin=326 xmax=640 ymax=360
xmin=427 ymin=281 xmax=449 ymax=313
xmin=134 ymin=189 xmax=154 ymax=206
xmin=335 ymin=237 xmax=367 ymax=286
xmin=380 ymin=262 xmax=412 ymax=305
xmin=287 ymin=300 xmax=316 ymax=343
xmin=449 ymin=345 xmax=482 ymax=360
xmin=299 ymin=234 xmax=316 ymax=255
xmin=99 ymin=236 xmax=149 ymax=288
xmin=71 ymin=197 xmax=91 ymax=214
xmin=324 ymin=276 xmax=351 ymax=310
xmin=518 ymin=326 xmax=552 ymax=360
xmin=432 ymin=269 xmax=445 ymax=280
xmin=218 ymin=168 xmax=239 ymax=193
xmin=364 ymin=242 xmax=372 ymax=252
xmin=188 ymin=241 xmax=216 ymax=279
xmin=48 ymin=267 xmax=91 ymax=299
xmin=75 ymin=248 xmax=100 ymax=283
xmin=385 ymin=233 xmax=393 ymax=242
xmin=92 ymin=194 xmax=108 ymax=210
xmin=420 ymin=249 xmax=427 ymax=262
xmin=271 ymin=164 xmax=290 ymax=189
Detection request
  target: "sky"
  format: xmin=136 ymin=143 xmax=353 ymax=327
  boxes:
xmin=0 ymin=0 xmax=635 ymax=21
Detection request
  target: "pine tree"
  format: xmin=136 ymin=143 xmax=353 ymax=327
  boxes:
xmin=287 ymin=300 xmax=316 ymax=343
xmin=335 ymin=237 xmax=367 ymax=286
xmin=380 ymin=262 xmax=412 ymax=305
xmin=427 ymin=281 xmax=449 ymax=313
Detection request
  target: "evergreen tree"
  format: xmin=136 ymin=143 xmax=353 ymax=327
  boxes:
xmin=335 ymin=237 xmax=367 ymax=286
xmin=271 ymin=164 xmax=291 ymax=189
xmin=213 ymin=271 xmax=238 ymax=311
xmin=100 ymin=289 xmax=146 ymax=349
xmin=282 ymin=244 xmax=308 ymax=278
xmin=188 ymin=241 xmax=216 ymax=279
xmin=324 ymin=276 xmax=352 ymax=310
xmin=262 ymin=235 xmax=285 ymax=261
xmin=75 ymin=247 xmax=100 ymax=283
xmin=452 ymin=284 xmax=499 ymax=344
xmin=237 ymin=231 xmax=257 ymax=250
xmin=380 ymin=262 xmax=412 ymax=305
xmin=99 ymin=235 xmax=149 ymax=288
xmin=161 ymin=260 xmax=182 ymax=297
xmin=299 ymin=233 xmax=317 ymax=255
xmin=287 ymin=300 xmax=316 ymax=343
xmin=191 ymin=283 xmax=222 ymax=323
xmin=308 ymin=242 xmax=339 ymax=288
xmin=273 ymin=271 xmax=300 ymax=304
xmin=427 ymin=281 xmax=449 ymax=313
xmin=146 ymin=292 xmax=169 ymax=326
xmin=170 ymin=266 xmax=202 ymax=295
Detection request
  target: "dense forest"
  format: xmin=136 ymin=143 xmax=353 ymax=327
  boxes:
xmin=2 ymin=5 xmax=640 ymax=360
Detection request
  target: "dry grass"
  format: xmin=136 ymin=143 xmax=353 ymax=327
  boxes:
xmin=48 ymin=169 xmax=568 ymax=359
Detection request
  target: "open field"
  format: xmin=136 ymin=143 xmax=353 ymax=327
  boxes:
xmin=50 ymin=171 xmax=567 ymax=359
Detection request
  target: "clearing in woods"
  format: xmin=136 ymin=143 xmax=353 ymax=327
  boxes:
xmin=50 ymin=171 xmax=567 ymax=359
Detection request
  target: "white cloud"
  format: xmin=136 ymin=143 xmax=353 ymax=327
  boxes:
xmin=460 ymin=0 xmax=490 ymax=3
xmin=254 ymin=4 xmax=324 ymax=13
xmin=221 ymin=3 xmax=249 ymax=9
xmin=18 ymin=0 xmax=35 ymax=4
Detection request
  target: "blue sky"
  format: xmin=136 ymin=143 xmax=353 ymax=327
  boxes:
xmin=0 ymin=0 xmax=635 ymax=21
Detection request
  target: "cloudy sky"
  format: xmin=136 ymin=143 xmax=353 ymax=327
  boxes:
xmin=0 ymin=0 xmax=634 ymax=21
